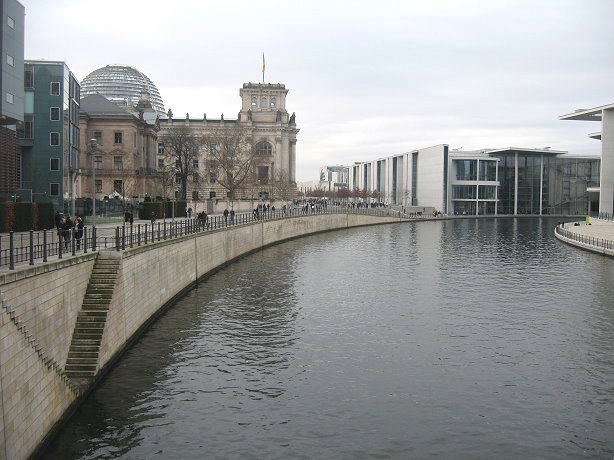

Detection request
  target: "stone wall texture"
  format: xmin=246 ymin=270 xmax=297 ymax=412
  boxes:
xmin=0 ymin=212 xmax=398 ymax=459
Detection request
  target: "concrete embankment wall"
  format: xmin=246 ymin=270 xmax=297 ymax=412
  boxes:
xmin=0 ymin=212 xmax=398 ymax=459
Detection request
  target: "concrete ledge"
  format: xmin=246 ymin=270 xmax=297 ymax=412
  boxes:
xmin=554 ymin=229 xmax=614 ymax=257
xmin=0 ymin=253 xmax=98 ymax=286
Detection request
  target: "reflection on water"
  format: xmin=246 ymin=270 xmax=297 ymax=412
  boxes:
xmin=43 ymin=218 xmax=614 ymax=459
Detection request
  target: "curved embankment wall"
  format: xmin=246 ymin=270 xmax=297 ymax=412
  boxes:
xmin=0 ymin=212 xmax=399 ymax=459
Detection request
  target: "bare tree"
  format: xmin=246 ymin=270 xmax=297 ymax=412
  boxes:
xmin=202 ymin=126 xmax=255 ymax=207
xmin=159 ymin=125 xmax=200 ymax=199
xmin=271 ymin=168 xmax=295 ymax=203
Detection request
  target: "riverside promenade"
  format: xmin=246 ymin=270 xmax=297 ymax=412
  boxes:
xmin=554 ymin=217 xmax=614 ymax=257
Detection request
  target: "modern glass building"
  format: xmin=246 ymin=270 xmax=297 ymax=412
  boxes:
xmin=346 ymin=146 xmax=600 ymax=216
xmin=19 ymin=61 xmax=80 ymax=213
xmin=80 ymin=65 xmax=165 ymax=116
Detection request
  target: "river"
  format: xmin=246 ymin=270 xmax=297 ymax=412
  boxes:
xmin=42 ymin=217 xmax=614 ymax=459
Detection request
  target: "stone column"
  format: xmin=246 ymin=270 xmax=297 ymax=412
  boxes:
xmin=289 ymin=140 xmax=297 ymax=183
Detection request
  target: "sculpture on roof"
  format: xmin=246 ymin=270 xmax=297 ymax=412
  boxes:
xmin=289 ymin=112 xmax=296 ymax=124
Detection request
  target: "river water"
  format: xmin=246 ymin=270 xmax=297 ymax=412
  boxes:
xmin=43 ymin=218 xmax=614 ymax=459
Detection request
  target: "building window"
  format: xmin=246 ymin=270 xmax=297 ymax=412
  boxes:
xmin=50 ymin=82 xmax=60 ymax=96
xmin=158 ymin=143 xmax=165 ymax=154
xmin=256 ymin=141 xmax=272 ymax=155
xmin=6 ymin=92 xmax=14 ymax=104
xmin=94 ymin=156 xmax=102 ymax=169
xmin=50 ymin=183 xmax=59 ymax=196
xmin=193 ymin=159 xmax=199 ymax=168
xmin=175 ymin=173 xmax=182 ymax=184
xmin=95 ymin=180 xmax=102 ymax=193
xmin=114 ymin=132 xmax=122 ymax=144
xmin=260 ymin=96 xmax=267 ymax=108
xmin=209 ymin=191 xmax=216 ymax=199
xmin=113 ymin=156 xmax=122 ymax=169
xmin=114 ymin=180 xmax=123 ymax=194
xmin=270 ymin=97 xmax=276 ymax=108
xmin=158 ymin=158 xmax=164 ymax=168
xmin=50 ymin=107 xmax=60 ymax=121
xmin=192 ymin=191 xmax=199 ymax=200
xmin=94 ymin=131 xmax=102 ymax=145
xmin=174 ymin=190 xmax=180 ymax=199
xmin=24 ymin=70 xmax=33 ymax=89
xmin=19 ymin=119 xmax=33 ymax=139
xmin=209 ymin=175 xmax=216 ymax=184
xmin=258 ymin=166 xmax=269 ymax=183
xmin=7 ymin=16 xmax=14 ymax=29
xmin=209 ymin=144 xmax=217 ymax=154
xmin=6 ymin=54 xmax=14 ymax=67
xmin=50 ymin=158 xmax=59 ymax=171
xmin=192 ymin=173 xmax=199 ymax=184
xmin=251 ymin=96 xmax=257 ymax=107
xmin=50 ymin=132 xmax=60 ymax=146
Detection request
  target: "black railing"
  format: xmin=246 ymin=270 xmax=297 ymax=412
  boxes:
xmin=555 ymin=223 xmax=614 ymax=251
xmin=598 ymin=212 xmax=614 ymax=222
xmin=0 ymin=206 xmax=408 ymax=270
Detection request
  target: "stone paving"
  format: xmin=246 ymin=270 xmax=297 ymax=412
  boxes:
xmin=563 ymin=217 xmax=614 ymax=242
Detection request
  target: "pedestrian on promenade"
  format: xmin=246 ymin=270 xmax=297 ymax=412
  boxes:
xmin=61 ymin=217 xmax=73 ymax=250
xmin=187 ymin=207 xmax=192 ymax=219
xmin=223 ymin=208 xmax=229 ymax=224
xmin=54 ymin=211 xmax=62 ymax=232
xmin=229 ymin=209 xmax=235 ymax=224
xmin=150 ymin=210 xmax=157 ymax=225
xmin=74 ymin=217 xmax=84 ymax=249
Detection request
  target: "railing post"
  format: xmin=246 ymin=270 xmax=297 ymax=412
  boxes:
xmin=58 ymin=230 xmax=63 ymax=259
xmin=115 ymin=227 xmax=120 ymax=251
xmin=157 ymin=222 xmax=161 ymax=241
xmin=137 ymin=224 xmax=141 ymax=246
xmin=43 ymin=229 xmax=48 ymax=262
xmin=29 ymin=230 xmax=34 ymax=265
xmin=83 ymin=227 xmax=88 ymax=254
xmin=71 ymin=229 xmax=76 ymax=256
xmin=92 ymin=227 xmax=97 ymax=251
xmin=9 ymin=232 xmax=15 ymax=269
xmin=130 ymin=224 xmax=134 ymax=248
xmin=122 ymin=225 xmax=126 ymax=250
xmin=164 ymin=221 xmax=167 ymax=240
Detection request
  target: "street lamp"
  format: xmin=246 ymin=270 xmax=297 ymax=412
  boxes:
xmin=89 ymin=139 xmax=98 ymax=226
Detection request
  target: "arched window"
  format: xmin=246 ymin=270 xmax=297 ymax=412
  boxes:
xmin=251 ymin=96 xmax=257 ymax=107
xmin=270 ymin=97 xmax=276 ymax=108
xmin=260 ymin=96 xmax=267 ymax=108
xmin=256 ymin=141 xmax=272 ymax=156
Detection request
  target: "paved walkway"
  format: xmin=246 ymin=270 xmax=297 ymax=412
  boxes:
xmin=563 ymin=218 xmax=614 ymax=241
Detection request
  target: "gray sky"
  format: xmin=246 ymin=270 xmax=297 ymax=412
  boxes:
xmin=23 ymin=0 xmax=614 ymax=181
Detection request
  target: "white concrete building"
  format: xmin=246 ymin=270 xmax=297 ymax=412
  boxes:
xmin=560 ymin=103 xmax=614 ymax=215
xmin=345 ymin=145 xmax=600 ymax=216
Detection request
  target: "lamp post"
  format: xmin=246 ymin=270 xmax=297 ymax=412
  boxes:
xmin=89 ymin=139 xmax=98 ymax=226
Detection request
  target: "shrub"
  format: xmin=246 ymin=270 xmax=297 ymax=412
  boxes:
xmin=13 ymin=202 xmax=34 ymax=231
xmin=37 ymin=203 xmax=55 ymax=230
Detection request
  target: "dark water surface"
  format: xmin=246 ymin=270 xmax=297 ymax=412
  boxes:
xmin=43 ymin=218 xmax=614 ymax=459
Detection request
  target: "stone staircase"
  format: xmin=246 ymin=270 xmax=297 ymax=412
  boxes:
xmin=64 ymin=253 xmax=120 ymax=381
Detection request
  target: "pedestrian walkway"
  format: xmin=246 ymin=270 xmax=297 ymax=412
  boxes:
xmin=555 ymin=218 xmax=614 ymax=256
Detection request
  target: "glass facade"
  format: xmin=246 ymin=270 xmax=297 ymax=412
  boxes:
xmin=80 ymin=65 xmax=165 ymax=116
xmin=479 ymin=160 xmax=497 ymax=181
xmin=456 ymin=160 xmax=477 ymax=180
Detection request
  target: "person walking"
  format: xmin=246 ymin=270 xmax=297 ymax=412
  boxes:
xmin=229 ymin=209 xmax=235 ymax=224
xmin=61 ymin=217 xmax=73 ymax=250
xmin=223 ymin=208 xmax=229 ymax=225
xmin=74 ymin=217 xmax=84 ymax=249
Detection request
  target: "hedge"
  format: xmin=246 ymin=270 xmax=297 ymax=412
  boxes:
xmin=0 ymin=202 xmax=55 ymax=231
xmin=138 ymin=201 xmax=187 ymax=220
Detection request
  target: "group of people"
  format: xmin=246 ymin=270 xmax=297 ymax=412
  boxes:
xmin=54 ymin=212 xmax=84 ymax=250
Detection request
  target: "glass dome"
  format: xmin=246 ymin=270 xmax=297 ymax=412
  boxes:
xmin=80 ymin=64 xmax=165 ymax=115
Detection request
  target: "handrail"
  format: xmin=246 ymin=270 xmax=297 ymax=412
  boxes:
xmin=0 ymin=206 xmax=408 ymax=270
xmin=554 ymin=223 xmax=614 ymax=251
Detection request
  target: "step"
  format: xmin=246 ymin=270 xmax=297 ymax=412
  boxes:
xmin=66 ymin=357 xmax=98 ymax=365
xmin=89 ymin=278 xmax=117 ymax=284
xmin=67 ymin=351 xmax=99 ymax=359
xmin=84 ymin=293 xmax=113 ymax=300
xmin=65 ymin=371 xmax=96 ymax=378
xmin=73 ymin=332 xmax=103 ymax=340
xmin=70 ymin=339 xmax=101 ymax=347
xmin=77 ymin=310 xmax=108 ymax=318
xmin=75 ymin=322 xmax=105 ymax=330
xmin=69 ymin=345 xmax=100 ymax=353
xmin=65 ymin=364 xmax=97 ymax=372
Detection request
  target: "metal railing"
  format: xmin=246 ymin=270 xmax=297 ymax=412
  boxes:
xmin=597 ymin=212 xmax=614 ymax=222
xmin=1 ymin=205 xmax=408 ymax=270
xmin=554 ymin=223 xmax=614 ymax=251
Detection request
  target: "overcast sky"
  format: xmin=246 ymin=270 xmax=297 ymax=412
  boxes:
xmin=22 ymin=0 xmax=614 ymax=181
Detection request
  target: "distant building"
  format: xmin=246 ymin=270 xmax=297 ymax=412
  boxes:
xmin=346 ymin=145 xmax=599 ymax=215
xmin=0 ymin=0 xmax=24 ymax=198
xmin=19 ymin=60 xmax=80 ymax=213
xmin=158 ymin=82 xmax=299 ymax=207
xmin=81 ymin=64 xmax=165 ymax=117
xmin=560 ymin=103 xmax=614 ymax=215
xmin=298 ymin=166 xmax=349 ymax=197
xmin=78 ymin=93 xmax=160 ymax=215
